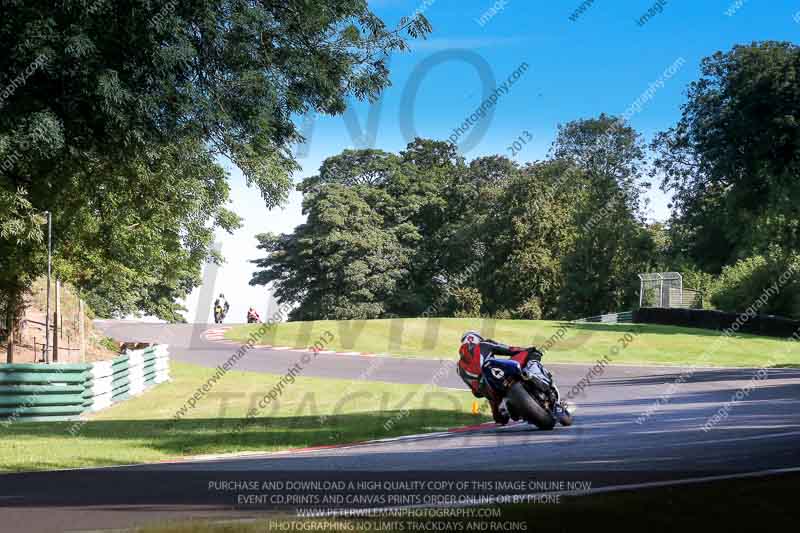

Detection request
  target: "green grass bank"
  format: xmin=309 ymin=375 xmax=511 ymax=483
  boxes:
xmin=225 ymin=318 xmax=800 ymax=367
xmin=0 ymin=361 xmax=478 ymax=473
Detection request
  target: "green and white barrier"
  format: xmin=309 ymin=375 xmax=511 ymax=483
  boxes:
xmin=87 ymin=360 xmax=114 ymax=412
xmin=128 ymin=351 xmax=145 ymax=396
xmin=152 ymin=344 xmax=170 ymax=384
xmin=0 ymin=363 xmax=90 ymax=422
xmin=1 ymin=345 xmax=171 ymax=422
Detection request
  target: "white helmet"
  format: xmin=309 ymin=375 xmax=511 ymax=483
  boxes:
xmin=461 ymin=330 xmax=483 ymax=344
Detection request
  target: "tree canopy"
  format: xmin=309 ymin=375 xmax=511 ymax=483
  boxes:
xmin=0 ymin=0 xmax=430 ymax=329
xmin=251 ymin=125 xmax=658 ymax=321
xmin=652 ymin=41 xmax=800 ymax=272
xmin=252 ymin=41 xmax=800 ymax=321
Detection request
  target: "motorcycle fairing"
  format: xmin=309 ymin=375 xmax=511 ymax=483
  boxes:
xmin=481 ymin=357 xmax=522 ymax=395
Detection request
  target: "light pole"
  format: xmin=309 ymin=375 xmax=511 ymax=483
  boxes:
xmin=44 ymin=211 xmax=52 ymax=363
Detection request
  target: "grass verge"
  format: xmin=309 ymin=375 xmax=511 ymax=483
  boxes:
xmin=0 ymin=361 xmax=479 ymax=473
xmin=225 ymin=318 xmax=800 ymax=367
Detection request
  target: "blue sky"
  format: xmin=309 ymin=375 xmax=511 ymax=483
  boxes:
xmin=181 ymin=0 xmax=800 ymax=322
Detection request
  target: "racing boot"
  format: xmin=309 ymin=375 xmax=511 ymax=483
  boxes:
xmin=487 ymin=389 xmax=510 ymax=426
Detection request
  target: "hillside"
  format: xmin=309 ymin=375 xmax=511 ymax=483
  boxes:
xmin=0 ymin=279 xmax=118 ymax=364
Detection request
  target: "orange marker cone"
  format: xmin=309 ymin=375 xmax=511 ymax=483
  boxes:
xmin=471 ymin=400 xmax=480 ymax=415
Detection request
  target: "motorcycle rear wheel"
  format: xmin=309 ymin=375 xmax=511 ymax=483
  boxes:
xmin=507 ymin=382 xmax=556 ymax=430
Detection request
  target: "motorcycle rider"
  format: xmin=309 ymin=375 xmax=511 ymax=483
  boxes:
xmin=457 ymin=330 xmax=544 ymax=425
xmin=213 ymin=293 xmax=230 ymax=324
xmin=247 ymin=307 xmax=261 ymax=323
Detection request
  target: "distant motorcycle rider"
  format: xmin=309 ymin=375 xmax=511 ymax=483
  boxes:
xmin=457 ymin=331 xmax=543 ymax=425
xmin=247 ymin=307 xmax=261 ymax=323
xmin=213 ymin=293 xmax=230 ymax=324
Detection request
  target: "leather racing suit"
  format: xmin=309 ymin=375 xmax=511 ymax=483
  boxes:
xmin=457 ymin=338 xmax=543 ymax=425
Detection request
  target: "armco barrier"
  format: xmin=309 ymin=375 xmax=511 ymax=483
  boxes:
xmin=634 ymin=307 xmax=800 ymax=338
xmin=0 ymin=345 xmax=171 ymax=423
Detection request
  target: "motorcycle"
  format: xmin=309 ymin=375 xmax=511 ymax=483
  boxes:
xmin=482 ymin=355 xmax=573 ymax=430
xmin=214 ymin=305 xmax=227 ymax=324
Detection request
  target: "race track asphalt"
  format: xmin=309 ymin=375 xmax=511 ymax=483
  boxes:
xmin=2 ymin=321 xmax=799 ymax=532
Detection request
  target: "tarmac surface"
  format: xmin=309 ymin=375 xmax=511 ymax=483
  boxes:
xmin=2 ymin=321 xmax=799 ymax=532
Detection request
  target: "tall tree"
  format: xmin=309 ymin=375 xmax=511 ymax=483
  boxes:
xmin=299 ymin=149 xmax=405 ymax=192
xmin=552 ymin=114 xmax=654 ymax=317
xmin=251 ymin=183 xmax=416 ymax=320
xmin=56 ymin=140 xmax=239 ymax=321
xmin=251 ymin=140 xmax=468 ymax=319
xmin=393 ymin=139 xmax=467 ymax=315
xmin=252 ymin=126 xmax=659 ymax=321
xmin=479 ymin=160 xmax=582 ymax=318
xmin=0 ymin=0 xmax=429 ymax=354
xmin=652 ymin=41 xmax=800 ymax=272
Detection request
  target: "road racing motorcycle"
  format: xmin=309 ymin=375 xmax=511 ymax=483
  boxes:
xmin=213 ymin=305 xmax=227 ymax=324
xmin=482 ymin=355 xmax=573 ymax=430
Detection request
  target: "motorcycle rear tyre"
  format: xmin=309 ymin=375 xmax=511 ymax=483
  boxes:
xmin=507 ymin=382 xmax=555 ymax=430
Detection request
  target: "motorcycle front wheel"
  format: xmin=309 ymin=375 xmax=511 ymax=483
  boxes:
xmin=507 ymin=382 xmax=556 ymax=430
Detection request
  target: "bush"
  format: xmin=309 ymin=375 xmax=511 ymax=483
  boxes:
xmin=710 ymin=248 xmax=800 ymax=319
xmin=99 ymin=336 xmax=120 ymax=353
xmin=450 ymin=287 xmax=482 ymax=318
xmin=677 ymin=266 xmax=715 ymax=309
xmin=512 ymin=296 xmax=543 ymax=320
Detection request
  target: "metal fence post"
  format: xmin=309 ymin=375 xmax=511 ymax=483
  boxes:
xmin=44 ymin=211 xmax=52 ymax=364
xmin=53 ymin=279 xmax=60 ymax=362
xmin=79 ymin=299 xmax=86 ymax=363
